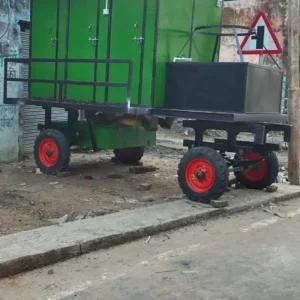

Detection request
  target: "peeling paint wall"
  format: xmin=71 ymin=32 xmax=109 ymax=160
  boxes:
xmin=220 ymin=0 xmax=288 ymax=70
xmin=0 ymin=1 xmax=30 ymax=162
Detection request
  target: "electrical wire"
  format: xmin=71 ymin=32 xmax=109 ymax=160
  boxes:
xmin=0 ymin=0 xmax=10 ymax=41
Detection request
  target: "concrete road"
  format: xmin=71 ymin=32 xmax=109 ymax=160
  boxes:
xmin=2 ymin=198 xmax=300 ymax=300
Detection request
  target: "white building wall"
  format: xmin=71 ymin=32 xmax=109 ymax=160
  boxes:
xmin=0 ymin=1 xmax=30 ymax=162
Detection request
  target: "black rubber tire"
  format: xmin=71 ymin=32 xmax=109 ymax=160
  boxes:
xmin=113 ymin=147 xmax=145 ymax=164
xmin=34 ymin=129 xmax=70 ymax=175
xmin=234 ymin=151 xmax=279 ymax=190
xmin=178 ymin=146 xmax=228 ymax=203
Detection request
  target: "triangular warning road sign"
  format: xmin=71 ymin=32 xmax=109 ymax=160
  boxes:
xmin=239 ymin=11 xmax=282 ymax=55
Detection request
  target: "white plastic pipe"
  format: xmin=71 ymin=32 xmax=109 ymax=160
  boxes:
xmin=103 ymin=0 xmax=109 ymax=15
xmin=127 ymin=98 xmax=131 ymax=111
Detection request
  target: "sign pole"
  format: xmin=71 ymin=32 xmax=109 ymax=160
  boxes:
xmin=287 ymin=0 xmax=300 ymax=184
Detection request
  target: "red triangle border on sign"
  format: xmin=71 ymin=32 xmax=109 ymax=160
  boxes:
xmin=238 ymin=11 xmax=283 ymax=55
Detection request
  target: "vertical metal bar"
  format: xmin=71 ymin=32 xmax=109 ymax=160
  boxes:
xmin=150 ymin=0 xmax=160 ymax=107
xmin=54 ymin=0 xmax=61 ymax=99
xmin=211 ymin=36 xmax=220 ymax=62
xmin=63 ymin=0 xmax=71 ymax=100
xmin=45 ymin=107 xmax=52 ymax=129
xmin=138 ymin=0 xmax=147 ymax=105
xmin=195 ymin=130 xmax=204 ymax=147
xmin=188 ymin=0 xmax=196 ymax=58
xmin=93 ymin=0 xmax=101 ymax=104
xmin=233 ymin=26 xmax=244 ymax=62
xmin=253 ymin=127 xmax=265 ymax=145
xmin=87 ymin=120 xmax=97 ymax=152
xmin=104 ymin=0 xmax=113 ymax=103
xmin=127 ymin=61 xmax=133 ymax=102
xmin=59 ymin=83 xmax=63 ymax=101
xmin=67 ymin=109 xmax=75 ymax=131
xmin=227 ymin=131 xmax=237 ymax=146
xmin=28 ymin=0 xmax=34 ymax=97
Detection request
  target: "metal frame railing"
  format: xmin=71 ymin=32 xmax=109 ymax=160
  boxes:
xmin=4 ymin=58 xmax=133 ymax=106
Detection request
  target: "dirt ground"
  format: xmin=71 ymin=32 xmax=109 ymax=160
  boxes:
xmin=0 ymin=140 xmax=186 ymax=236
xmin=0 ymin=131 xmax=288 ymax=236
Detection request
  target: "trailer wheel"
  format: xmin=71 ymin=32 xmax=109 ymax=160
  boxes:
xmin=234 ymin=151 xmax=279 ymax=190
xmin=34 ymin=129 xmax=70 ymax=175
xmin=113 ymin=147 xmax=144 ymax=164
xmin=178 ymin=147 xmax=228 ymax=203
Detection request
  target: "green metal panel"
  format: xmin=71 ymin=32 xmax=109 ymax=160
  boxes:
xmin=141 ymin=1 xmax=157 ymax=106
xmin=108 ymin=0 xmax=144 ymax=105
xmin=154 ymin=0 xmax=223 ymax=107
xmin=30 ymin=0 xmax=223 ymax=107
xmin=56 ymin=0 xmax=109 ymax=102
xmin=65 ymin=0 xmax=98 ymax=101
xmin=107 ymin=0 xmax=157 ymax=106
xmin=48 ymin=121 xmax=156 ymax=150
xmin=56 ymin=0 xmax=67 ymax=99
xmin=31 ymin=0 xmax=58 ymax=98
xmin=75 ymin=123 xmax=156 ymax=149
xmin=96 ymin=1 xmax=109 ymax=102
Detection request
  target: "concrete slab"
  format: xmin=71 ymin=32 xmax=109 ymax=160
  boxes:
xmin=0 ymin=184 xmax=299 ymax=279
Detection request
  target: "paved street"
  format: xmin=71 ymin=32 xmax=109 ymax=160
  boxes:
xmin=2 ymin=198 xmax=300 ymax=300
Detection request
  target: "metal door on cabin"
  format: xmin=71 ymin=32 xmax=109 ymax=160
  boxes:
xmin=64 ymin=0 xmax=99 ymax=102
xmin=59 ymin=0 xmax=148 ymax=106
xmin=31 ymin=0 xmax=99 ymax=102
xmin=31 ymin=0 xmax=153 ymax=106
xmin=54 ymin=0 xmax=147 ymax=106
xmin=108 ymin=0 xmax=154 ymax=106
xmin=30 ymin=0 xmax=58 ymax=98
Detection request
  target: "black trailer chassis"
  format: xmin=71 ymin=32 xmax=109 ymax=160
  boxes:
xmin=3 ymin=56 xmax=291 ymax=203
xmin=175 ymin=119 xmax=290 ymax=203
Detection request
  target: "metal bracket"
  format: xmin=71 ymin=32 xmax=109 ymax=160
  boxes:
xmin=233 ymin=26 xmax=244 ymax=62
xmin=89 ymin=37 xmax=99 ymax=47
xmin=50 ymin=38 xmax=57 ymax=47
xmin=133 ymin=36 xmax=144 ymax=46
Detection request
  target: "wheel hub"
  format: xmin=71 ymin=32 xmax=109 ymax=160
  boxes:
xmin=46 ymin=148 xmax=54 ymax=157
xmin=185 ymin=158 xmax=215 ymax=193
xmin=38 ymin=138 xmax=59 ymax=168
xmin=242 ymin=152 xmax=267 ymax=182
xmin=196 ymin=170 xmax=206 ymax=180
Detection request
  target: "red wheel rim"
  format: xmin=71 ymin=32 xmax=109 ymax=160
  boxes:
xmin=185 ymin=158 xmax=215 ymax=193
xmin=38 ymin=138 xmax=59 ymax=167
xmin=242 ymin=152 xmax=268 ymax=182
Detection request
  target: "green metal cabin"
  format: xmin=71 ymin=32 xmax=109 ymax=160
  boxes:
xmin=30 ymin=0 xmax=223 ymax=107
xmin=2 ymin=0 xmax=225 ymax=176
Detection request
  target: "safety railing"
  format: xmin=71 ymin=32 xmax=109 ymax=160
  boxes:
xmin=3 ymin=58 xmax=133 ymax=106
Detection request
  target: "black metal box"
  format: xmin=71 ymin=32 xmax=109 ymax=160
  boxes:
xmin=164 ymin=62 xmax=283 ymax=114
